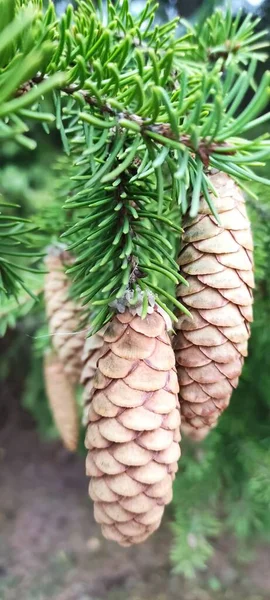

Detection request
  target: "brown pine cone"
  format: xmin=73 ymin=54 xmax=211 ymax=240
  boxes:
xmin=80 ymin=330 xmax=105 ymax=426
xmin=44 ymin=250 xmax=86 ymax=384
xmin=85 ymin=309 xmax=181 ymax=546
xmin=174 ymin=172 xmax=254 ymax=439
xmin=44 ymin=352 xmax=79 ymax=451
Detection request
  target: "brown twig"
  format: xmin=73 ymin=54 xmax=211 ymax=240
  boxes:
xmin=17 ymin=75 xmax=234 ymax=166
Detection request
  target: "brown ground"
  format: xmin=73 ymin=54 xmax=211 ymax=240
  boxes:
xmin=1 ymin=397 xmax=270 ymax=600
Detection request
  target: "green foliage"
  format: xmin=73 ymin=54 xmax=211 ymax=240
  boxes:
xmin=0 ymin=202 xmax=44 ymax=303
xmin=0 ymin=127 xmax=59 ymax=334
xmin=44 ymin=0 xmax=270 ymax=327
xmin=0 ymin=290 xmax=38 ymax=337
xmin=1 ymin=0 xmax=270 ymax=327
xmin=171 ymin=442 xmax=221 ymax=577
xmin=183 ymin=8 xmax=269 ymax=68
xmin=0 ymin=0 xmax=64 ymax=144
xmin=64 ymin=163 xmax=186 ymax=332
xmin=0 ymin=0 xmax=64 ymax=301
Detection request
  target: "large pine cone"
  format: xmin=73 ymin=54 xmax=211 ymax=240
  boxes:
xmin=174 ymin=172 xmax=254 ymax=439
xmin=85 ymin=309 xmax=181 ymax=546
xmin=44 ymin=251 xmax=86 ymax=384
xmin=44 ymin=352 xmax=79 ymax=451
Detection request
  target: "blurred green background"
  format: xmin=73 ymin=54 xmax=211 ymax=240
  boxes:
xmin=0 ymin=1 xmax=270 ymax=599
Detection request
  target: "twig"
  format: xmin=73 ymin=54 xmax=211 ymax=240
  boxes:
xmin=18 ymin=75 xmax=233 ymax=166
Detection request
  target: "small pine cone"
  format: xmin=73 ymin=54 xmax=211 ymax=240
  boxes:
xmin=85 ymin=309 xmax=181 ymax=547
xmin=44 ymin=352 xmax=79 ymax=451
xmin=44 ymin=252 xmax=85 ymax=384
xmin=174 ymin=172 xmax=254 ymax=438
xmin=80 ymin=330 xmax=105 ymax=426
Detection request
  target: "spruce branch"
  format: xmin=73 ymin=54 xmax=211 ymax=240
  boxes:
xmin=63 ymin=163 xmax=187 ymax=332
xmin=0 ymin=284 xmax=43 ymax=337
xmin=2 ymin=0 xmax=270 ymax=329
xmin=0 ymin=201 xmax=45 ymax=301
xmin=0 ymin=1 xmax=67 ymax=302
xmin=179 ymin=8 xmax=269 ymax=70
xmin=12 ymin=1 xmax=270 ymax=173
xmin=0 ymin=0 xmax=66 ymax=144
xmin=45 ymin=0 xmax=270 ymax=327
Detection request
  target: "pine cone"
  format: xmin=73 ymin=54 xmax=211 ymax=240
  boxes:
xmin=81 ymin=330 xmax=105 ymax=426
xmin=44 ymin=352 xmax=79 ymax=451
xmin=85 ymin=309 xmax=181 ymax=546
xmin=174 ymin=172 xmax=254 ymax=438
xmin=44 ymin=251 xmax=86 ymax=384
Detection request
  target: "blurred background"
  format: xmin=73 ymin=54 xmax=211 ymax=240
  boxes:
xmin=0 ymin=1 xmax=270 ymax=599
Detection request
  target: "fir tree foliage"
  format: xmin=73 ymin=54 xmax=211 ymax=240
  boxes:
xmin=0 ymin=0 xmax=64 ymax=308
xmin=182 ymin=8 xmax=269 ymax=69
xmin=0 ymin=0 xmax=270 ymax=333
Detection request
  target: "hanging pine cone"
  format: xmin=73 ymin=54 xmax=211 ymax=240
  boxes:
xmin=84 ymin=308 xmax=181 ymax=546
xmin=80 ymin=330 xmax=105 ymax=426
xmin=44 ymin=250 xmax=86 ymax=384
xmin=44 ymin=352 xmax=79 ymax=451
xmin=174 ymin=172 xmax=254 ymax=439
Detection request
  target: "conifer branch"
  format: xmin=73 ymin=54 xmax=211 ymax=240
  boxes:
xmin=1 ymin=0 xmax=270 ymax=330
